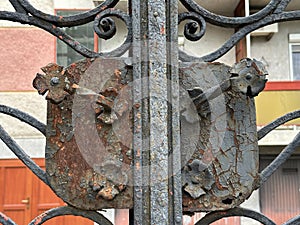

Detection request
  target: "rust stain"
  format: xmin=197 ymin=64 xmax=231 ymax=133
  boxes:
xmin=0 ymin=212 xmax=9 ymax=221
xmin=34 ymin=212 xmax=47 ymax=225
xmin=134 ymin=103 xmax=141 ymax=109
xmin=34 ymin=58 xmax=133 ymax=210
xmin=160 ymin=26 xmax=165 ymax=35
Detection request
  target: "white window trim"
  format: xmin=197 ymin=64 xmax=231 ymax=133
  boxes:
xmin=289 ymin=42 xmax=300 ymax=81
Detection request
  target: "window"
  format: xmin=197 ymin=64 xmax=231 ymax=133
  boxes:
xmin=56 ymin=10 xmax=97 ymax=66
xmin=289 ymin=34 xmax=300 ymax=80
xmin=290 ymin=44 xmax=300 ymax=80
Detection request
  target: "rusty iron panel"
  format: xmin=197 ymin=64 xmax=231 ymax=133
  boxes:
xmin=180 ymin=59 xmax=266 ymax=212
xmin=33 ymin=58 xmax=133 ymax=210
xmin=33 ymin=58 xmax=267 ymax=211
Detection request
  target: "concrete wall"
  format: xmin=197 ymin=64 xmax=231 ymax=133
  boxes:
xmin=251 ymin=21 xmax=300 ymax=81
xmin=53 ymin=0 xmax=95 ymax=9
xmin=179 ymin=23 xmax=236 ymax=65
xmin=0 ymin=0 xmax=54 ymax=27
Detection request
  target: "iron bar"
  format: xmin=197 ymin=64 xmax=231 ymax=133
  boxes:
xmin=148 ymin=0 xmax=169 ymax=223
xmin=9 ymin=0 xmax=27 ymax=14
xmin=282 ymin=215 xmax=300 ymax=225
xmin=179 ymin=0 xmax=281 ymax=28
xmin=0 ymin=125 xmax=48 ymax=185
xmin=28 ymin=206 xmax=113 ymax=225
xmin=131 ymin=0 xmax=150 ymax=223
xmin=196 ymin=207 xmax=276 ymax=225
xmin=0 ymin=212 xmax=17 ymax=225
xmin=179 ymin=10 xmax=300 ymax=62
xmin=258 ymin=110 xmax=300 ymax=140
xmin=259 ymin=132 xmax=300 ymax=186
xmin=14 ymin=0 xmax=119 ymax=27
xmin=273 ymin=0 xmax=293 ymax=13
xmin=0 ymin=104 xmax=46 ymax=135
xmin=167 ymin=0 xmax=182 ymax=223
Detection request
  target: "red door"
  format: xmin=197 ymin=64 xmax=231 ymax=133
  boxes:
xmin=0 ymin=159 xmax=93 ymax=225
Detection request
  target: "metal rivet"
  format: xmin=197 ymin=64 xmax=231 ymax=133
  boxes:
xmin=50 ymin=77 xmax=60 ymax=86
xmin=175 ymin=215 xmax=182 ymax=222
xmin=153 ymin=12 xmax=159 ymax=17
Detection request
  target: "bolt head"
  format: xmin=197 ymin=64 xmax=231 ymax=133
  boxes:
xmin=50 ymin=77 xmax=60 ymax=86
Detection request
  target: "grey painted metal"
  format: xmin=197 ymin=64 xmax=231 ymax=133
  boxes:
xmin=147 ymin=1 xmax=169 ymax=224
xmin=167 ymin=0 xmax=183 ymax=224
xmin=131 ymin=0 xmax=181 ymax=223
xmin=131 ymin=0 xmax=150 ymax=223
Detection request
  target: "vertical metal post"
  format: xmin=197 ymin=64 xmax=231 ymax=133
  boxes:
xmin=131 ymin=0 xmax=182 ymax=224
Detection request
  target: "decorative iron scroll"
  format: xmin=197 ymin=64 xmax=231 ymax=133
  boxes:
xmin=0 ymin=0 xmax=300 ymax=224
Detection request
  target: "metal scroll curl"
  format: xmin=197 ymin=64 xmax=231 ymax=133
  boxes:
xmin=0 ymin=0 xmax=132 ymax=58
xmin=178 ymin=0 xmax=300 ymax=62
xmin=179 ymin=0 xmax=281 ymax=27
xmin=28 ymin=206 xmax=113 ymax=225
xmin=178 ymin=12 xmax=206 ymax=42
xmin=13 ymin=0 xmax=119 ymax=26
xmin=196 ymin=207 xmax=276 ymax=225
xmin=94 ymin=9 xmax=132 ymax=57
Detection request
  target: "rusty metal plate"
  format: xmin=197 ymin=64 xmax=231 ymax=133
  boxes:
xmin=33 ymin=58 xmax=267 ymax=211
xmin=180 ymin=59 xmax=267 ymax=212
xmin=33 ymin=58 xmax=133 ymax=210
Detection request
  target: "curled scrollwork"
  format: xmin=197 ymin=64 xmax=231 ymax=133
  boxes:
xmin=178 ymin=0 xmax=300 ymax=62
xmin=94 ymin=9 xmax=132 ymax=57
xmin=0 ymin=1 xmax=132 ymax=58
xmin=178 ymin=12 xmax=206 ymax=41
xmin=28 ymin=206 xmax=113 ymax=225
xmin=196 ymin=207 xmax=276 ymax=225
xmin=95 ymin=17 xmax=116 ymax=40
xmin=179 ymin=0 xmax=281 ymax=28
xmin=15 ymin=0 xmax=119 ymax=27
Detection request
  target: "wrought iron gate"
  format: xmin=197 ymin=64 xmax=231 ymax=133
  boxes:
xmin=0 ymin=0 xmax=300 ymax=224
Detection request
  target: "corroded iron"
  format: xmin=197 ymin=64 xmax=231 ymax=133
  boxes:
xmin=32 ymin=58 xmax=267 ymax=212
xmin=34 ymin=58 xmax=133 ymax=210
xmin=1 ymin=0 xmax=300 ymax=224
xmin=180 ymin=59 xmax=267 ymax=211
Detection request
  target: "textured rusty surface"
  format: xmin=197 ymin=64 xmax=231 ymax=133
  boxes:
xmin=34 ymin=58 xmax=133 ymax=210
xmin=33 ymin=58 xmax=266 ymax=211
xmin=181 ymin=60 xmax=266 ymax=212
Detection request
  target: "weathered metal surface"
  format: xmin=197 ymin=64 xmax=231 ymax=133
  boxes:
xmin=33 ymin=58 xmax=133 ymax=210
xmin=2 ymin=0 xmax=300 ymax=224
xmin=28 ymin=206 xmax=113 ymax=225
xmin=130 ymin=0 xmax=150 ymax=223
xmin=32 ymin=57 xmax=268 ymax=212
xmin=131 ymin=0 xmax=181 ymax=223
xmin=147 ymin=1 xmax=170 ymax=224
xmin=180 ymin=59 xmax=267 ymax=212
xmin=196 ymin=207 xmax=276 ymax=225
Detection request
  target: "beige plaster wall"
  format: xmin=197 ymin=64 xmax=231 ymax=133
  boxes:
xmin=251 ymin=21 xmax=300 ymax=81
xmin=0 ymin=0 xmax=54 ymax=27
xmin=0 ymin=92 xmax=46 ymax=138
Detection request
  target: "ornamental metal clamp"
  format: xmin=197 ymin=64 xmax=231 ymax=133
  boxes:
xmin=33 ymin=57 xmax=267 ymax=212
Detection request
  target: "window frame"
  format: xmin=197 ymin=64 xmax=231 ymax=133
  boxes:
xmin=289 ymin=34 xmax=300 ymax=81
xmin=54 ymin=8 xmax=99 ymax=65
